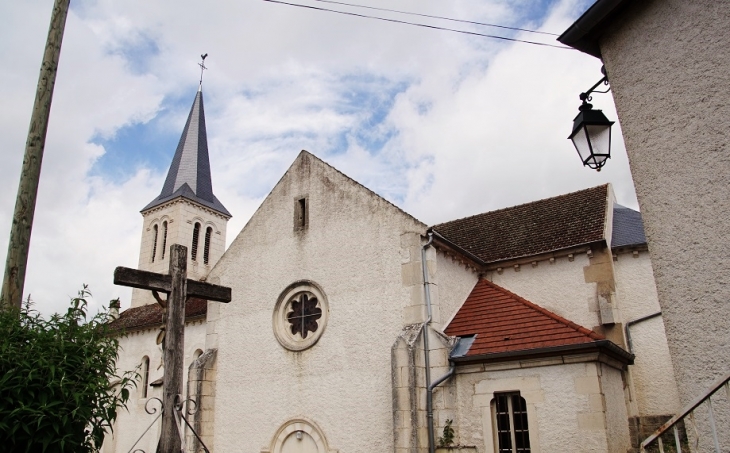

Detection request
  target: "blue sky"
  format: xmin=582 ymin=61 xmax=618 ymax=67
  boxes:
xmin=0 ymin=0 xmax=634 ymax=315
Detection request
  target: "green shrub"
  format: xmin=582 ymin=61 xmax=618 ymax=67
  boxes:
xmin=0 ymin=286 xmax=136 ymax=453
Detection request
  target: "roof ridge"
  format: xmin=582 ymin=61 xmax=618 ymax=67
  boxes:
xmin=433 ymin=184 xmax=608 ymax=228
xmin=479 ymin=279 xmax=604 ymax=341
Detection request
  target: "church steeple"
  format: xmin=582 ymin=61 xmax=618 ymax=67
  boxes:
xmin=133 ymin=59 xmax=230 ymax=307
xmin=142 ymin=89 xmax=230 ymax=217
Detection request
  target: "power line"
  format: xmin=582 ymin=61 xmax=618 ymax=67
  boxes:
xmin=313 ymin=0 xmax=560 ymax=36
xmin=262 ymin=0 xmax=573 ymax=50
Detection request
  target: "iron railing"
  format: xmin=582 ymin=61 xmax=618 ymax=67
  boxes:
xmin=641 ymin=371 xmax=730 ymax=453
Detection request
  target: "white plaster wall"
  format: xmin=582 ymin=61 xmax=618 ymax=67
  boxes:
xmin=599 ymin=0 xmax=730 ymax=409
xmin=614 ymin=251 xmax=680 ymax=416
xmin=454 ymin=362 xmax=619 ymax=453
xmin=206 ymin=152 xmax=426 ymax=453
xmin=433 ymin=251 xmax=479 ymax=330
xmin=489 ymin=253 xmax=600 ymax=331
xmin=102 ymin=321 xmax=207 ymax=453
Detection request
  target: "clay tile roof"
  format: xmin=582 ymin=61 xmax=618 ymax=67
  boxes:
xmin=445 ymin=279 xmax=604 ymax=358
xmin=432 ymin=185 xmax=609 ymax=264
xmin=108 ymin=298 xmax=207 ymax=332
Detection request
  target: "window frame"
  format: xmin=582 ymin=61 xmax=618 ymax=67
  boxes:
xmin=492 ymin=392 xmax=531 ymax=453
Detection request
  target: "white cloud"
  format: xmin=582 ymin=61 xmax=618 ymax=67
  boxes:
xmin=0 ymin=0 xmax=637 ymax=315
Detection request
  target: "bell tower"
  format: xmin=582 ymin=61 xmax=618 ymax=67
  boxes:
xmin=132 ymin=74 xmax=231 ymax=307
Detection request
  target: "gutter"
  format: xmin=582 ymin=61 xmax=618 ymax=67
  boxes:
xmin=625 ymin=312 xmax=662 ymax=354
xmin=451 ymin=340 xmax=634 ymax=366
xmin=557 ymin=0 xmax=631 ymax=58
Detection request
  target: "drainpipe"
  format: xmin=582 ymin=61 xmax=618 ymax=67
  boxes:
xmin=421 ymin=231 xmax=440 ymax=453
xmin=625 ymin=312 xmax=662 ymax=354
xmin=428 ymin=363 xmax=456 ymax=452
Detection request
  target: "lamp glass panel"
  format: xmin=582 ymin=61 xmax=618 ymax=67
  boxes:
xmin=585 ymin=124 xmax=611 ymax=157
xmin=571 ymin=127 xmax=592 ymax=162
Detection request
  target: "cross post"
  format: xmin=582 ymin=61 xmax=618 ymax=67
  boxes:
xmin=113 ymin=243 xmax=231 ymax=453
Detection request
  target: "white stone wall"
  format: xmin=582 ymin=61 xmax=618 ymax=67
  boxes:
xmin=133 ymin=200 xmax=228 ymax=307
xmin=453 ymin=360 xmax=627 ymax=453
xmin=488 ymin=253 xmax=600 ymax=331
xmin=206 ymin=152 xmax=427 ymax=452
xmin=102 ymin=321 xmax=206 ymax=453
xmin=432 ymin=251 xmax=479 ymax=330
xmin=599 ymin=0 xmax=730 ymax=411
xmin=614 ymin=250 xmax=680 ymax=417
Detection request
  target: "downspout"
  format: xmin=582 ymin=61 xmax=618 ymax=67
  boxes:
xmin=625 ymin=311 xmax=662 ymax=354
xmin=428 ymin=364 xmax=456 ymax=452
xmin=421 ymin=231 xmax=444 ymax=453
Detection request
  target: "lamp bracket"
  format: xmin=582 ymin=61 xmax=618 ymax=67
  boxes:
xmin=579 ymin=66 xmax=610 ymax=105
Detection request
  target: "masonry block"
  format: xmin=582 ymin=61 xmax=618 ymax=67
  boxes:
xmin=575 ymin=375 xmax=601 ymax=394
xmin=578 ymin=412 xmax=606 ymax=430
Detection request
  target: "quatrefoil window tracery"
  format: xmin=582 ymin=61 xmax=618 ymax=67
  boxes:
xmin=287 ymin=293 xmax=322 ymax=339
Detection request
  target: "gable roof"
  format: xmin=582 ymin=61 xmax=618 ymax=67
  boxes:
xmin=142 ymin=91 xmax=231 ymax=217
xmin=432 ymin=185 xmax=609 ymax=264
xmin=108 ymin=298 xmax=207 ymax=332
xmin=445 ymin=279 xmax=605 ymax=359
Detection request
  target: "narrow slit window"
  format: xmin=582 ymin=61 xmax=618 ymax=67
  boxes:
xmin=204 ymin=227 xmax=212 ymax=265
xmin=191 ymin=222 xmax=201 ymax=261
xmin=295 ymin=197 xmax=308 ymax=231
xmin=161 ymin=221 xmax=168 ymax=259
xmin=141 ymin=356 xmax=150 ymax=398
xmin=151 ymin=225 xmax=159 ymax=262
xmin=493 ymin=392 xmax=530 ymax=453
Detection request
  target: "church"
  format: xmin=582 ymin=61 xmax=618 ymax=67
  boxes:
xmin=105 ymin=86 xmax=681 ymax=453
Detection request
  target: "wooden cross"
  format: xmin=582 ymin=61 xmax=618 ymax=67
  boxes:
xmin=114 ymin=244 xmax=231 ymax=453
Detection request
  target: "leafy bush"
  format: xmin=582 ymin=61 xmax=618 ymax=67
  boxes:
xmin=0 ymin=286 xmax=137 ymax=453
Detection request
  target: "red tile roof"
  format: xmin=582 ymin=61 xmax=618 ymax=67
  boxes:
xmin=432 ymin=185 xmax=609 ymax=264
xmin=445 ymin=279 xmax=604 ymax=358
xmin=108 ymin=298 xmax=207 ymax=332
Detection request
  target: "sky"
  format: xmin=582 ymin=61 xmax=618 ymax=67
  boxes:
xmin=0 ymin=0 xmax=638 ymax=316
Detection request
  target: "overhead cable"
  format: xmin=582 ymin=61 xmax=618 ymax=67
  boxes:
xmin=262 ymin=0 xmax=573 ymax=50
xmin=314 ymin=0 xmax=560 ymax=36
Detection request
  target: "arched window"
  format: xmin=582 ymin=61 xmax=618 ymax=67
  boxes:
xmin=204 ymin=227 xmax=212 ymax=265
xmin=141 ymin=356 xmax=150 ymax=398
xmin=161 ymin=221 xmax=168 ymax=259
xmin=151 ymin=225 xmax=159 ymax=262
xmin=492 ymin=392 xmax=530 ymax=453
xmin=191 ymin=222 xmax=201 ymax=261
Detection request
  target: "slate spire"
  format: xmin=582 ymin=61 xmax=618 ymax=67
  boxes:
xmin=142 ymin=89 xmax=230 ymax=216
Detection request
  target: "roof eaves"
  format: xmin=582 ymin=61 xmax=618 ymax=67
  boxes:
xmin=557 ymin=0 xmax=632 ymax=58
xmin=430 ymin=229 xmax=486 ymax=268
xmin=452 ymin=340 xmax=634 ymax=366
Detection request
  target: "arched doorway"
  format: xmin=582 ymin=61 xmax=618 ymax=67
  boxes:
xmin=265 ymin=418 xmax=336 ymax=453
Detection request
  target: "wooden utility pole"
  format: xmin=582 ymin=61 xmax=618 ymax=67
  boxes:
xmin=1 ymin=0 xmax=71 ymax=309
xmin=114 ymin=244 xmax=231 ymax=452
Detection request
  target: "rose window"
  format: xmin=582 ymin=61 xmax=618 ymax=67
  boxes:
xmin=273 ymin=281 xmax=329 ymax=351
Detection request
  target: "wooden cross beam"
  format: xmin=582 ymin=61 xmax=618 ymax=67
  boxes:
xmin=113 ymin=244 xmax=231 ymax=453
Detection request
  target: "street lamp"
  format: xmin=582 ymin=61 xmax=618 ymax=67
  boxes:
xmin=569 ymin=67 xmax=614 ymax=171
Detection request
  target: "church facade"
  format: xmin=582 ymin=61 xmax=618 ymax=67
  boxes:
xmin=106 ymin=89 xmax=681 ymax=453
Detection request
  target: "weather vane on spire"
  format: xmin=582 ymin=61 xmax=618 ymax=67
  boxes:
xmin=198 ymin=53 xmax=208 ymax=91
